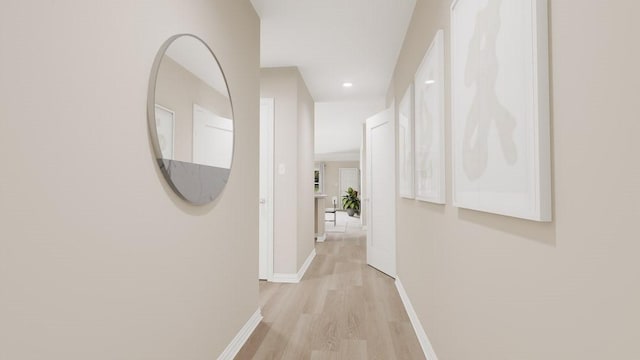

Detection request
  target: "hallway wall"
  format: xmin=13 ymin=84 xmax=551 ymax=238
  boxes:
xmin=296 ymin=72 xmax=316 ymax=272
xmin=0 ymin=1 xmax=260 ymax=359
xmin=260 ymin=67 xmax=315 ymax=275
xmin=391 ymin=0 xmax=640 ymax=359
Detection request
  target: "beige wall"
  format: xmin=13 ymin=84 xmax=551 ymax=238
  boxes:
xmin=0 ymin=1 xmax=260 ymax=359
xmin=260 ymin=68 xmax=298 ymax=274
xmin=391 ymin=1 xmax=640 ymax=359
xmin=296 ymin=74 xmax=316 ymax=268
xmin=260 ymin=67 xmax=315 ymax=274
xmin=360 ymin=125 xmax=367 ymax=227
xmin=320 ymin=161 xmax=361 ymax=208
xmin=155 ymin=57 xmax=232 ymax=162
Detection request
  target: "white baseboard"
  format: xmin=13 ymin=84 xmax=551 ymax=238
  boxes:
xmin=271 ymin=248 xmax=316 ymax=283
xmin=217 ymin=308 xmax=262 ymax=360
xmin=297 ymin=248 xmax=316 ymax=280
xmin=271 ymin=272 xmax=299 ymax=283
xmin=316 ymin=233 xmax=326 ymax=242
xmin=395 ymin=277 xmax=439 ymax=360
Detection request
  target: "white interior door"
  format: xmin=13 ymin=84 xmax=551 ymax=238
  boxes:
xmin=259 ymin=98 xmax=274 ymax=280
xmin=339 ymin=168 xmax=360 ymax=209
xmin=192 ymin=104 xmax=233 ymax=168
xmin=366 ymin=106 xmax=396 ymax=277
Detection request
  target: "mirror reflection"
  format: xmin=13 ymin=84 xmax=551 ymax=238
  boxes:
xmin=149 ymin=34 xmax=234 ymax=205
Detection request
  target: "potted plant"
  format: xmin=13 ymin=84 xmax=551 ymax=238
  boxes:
xmin=342 ymin=187 xmax=360 ymax=217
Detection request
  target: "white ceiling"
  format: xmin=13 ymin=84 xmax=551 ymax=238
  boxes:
xmin=250 ymin=0 xmax=415 ymax=158
xmin=315 ymin=99 xmax=385 ymax=156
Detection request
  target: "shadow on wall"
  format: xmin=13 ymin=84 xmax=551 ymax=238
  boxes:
xmin=458 ymin=208 xmax=556 ymax=247
xmin=413 ymin=199 xmax=446 ymax=215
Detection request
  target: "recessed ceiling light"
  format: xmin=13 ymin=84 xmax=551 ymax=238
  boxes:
xmin=425 ymin=80 xmax=436 ymax=85
xmin=342 ymin=82 xmax=353 ymax=88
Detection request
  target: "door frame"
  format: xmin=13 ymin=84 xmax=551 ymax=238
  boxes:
xmin=259 ymin=98 xmax=275 ymax=281
xmin=365 ymin=105 xmax=397 ymax=278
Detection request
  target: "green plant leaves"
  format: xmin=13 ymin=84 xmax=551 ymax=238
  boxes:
xmin=342 ymin=187 xmax=360 ymax=211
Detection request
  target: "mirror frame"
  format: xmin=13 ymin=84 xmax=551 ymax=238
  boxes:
xmin=147 ymin=34 xmax=235 ymax=205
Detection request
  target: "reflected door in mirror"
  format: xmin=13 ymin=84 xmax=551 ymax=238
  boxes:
xmin=193 ymin=104 xmax=233 ymax=169
xmin=148 ymin=34 xmax=234 ymax=205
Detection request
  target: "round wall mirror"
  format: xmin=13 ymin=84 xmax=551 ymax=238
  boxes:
xmin=148 ymin=34 xmax=234 ymax=205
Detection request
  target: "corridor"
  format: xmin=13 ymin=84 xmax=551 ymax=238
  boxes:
xmin=236 ymin=225 xmax=424 ymax=359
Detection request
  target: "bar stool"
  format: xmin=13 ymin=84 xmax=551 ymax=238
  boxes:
xmin=325 ymin=198 xmax=337 ymax=226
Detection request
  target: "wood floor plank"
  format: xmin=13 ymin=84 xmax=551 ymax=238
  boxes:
xmin=259 ymin=283 xmax=294 ymax=323
xmin=389 ymin=321 xmax=426 ymax=360
xmin=280 ymin=314 xmax=314 ymax=360
xmin=338 ymin=340 xmax=368 ymax=359
xmin=309 ymin=289 xmax=344 ymax=352
xmin=235 ymin=228 xmax=424 ymax=360
xmin=361 ymin=261 xmax=397 ymax=359
xmin=236 ymin=321 xmax=287 ymax=360
xmin=234 ymin=321 xmax=270 ymax=360
xmin=301 ymin=278 xmax=329 ymax=314
xmin=310 ymin=350 xmax=338 ymax=360
xmin=340 ymin=286 xmax=366 ymax=340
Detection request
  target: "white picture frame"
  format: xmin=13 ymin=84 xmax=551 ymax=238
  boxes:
xmin=154 ymin=104 xmax=175 ymax=160
xmin=398 ymin=85 xmax=414 ymax=199
xmin=451 ymin=0 xmax=551 ymax=221
xmin=414 ymin=30 xmax=446 ymax=204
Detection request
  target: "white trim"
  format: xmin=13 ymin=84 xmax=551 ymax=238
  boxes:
xmin=259 ymin=98 xmax=275 ymax=281
xmin=271 ymin=272 xmax=299 ymax=283
xmin=316 ymin=233 xmax=327 ymax=242
xmin=362 ymin=225 xmax=367 ymax=231
xmin=271 ymin=248 xmax=316 ymax=283
xmin=297 ymin=248 xmax=316 ymax=280
xmin=395 ymin=277 xmax=439 ymax=360
xmin=217 ymin=308 xmax=262 ymax=360
xmin=314 ymin=150 xmax=360 ymax=162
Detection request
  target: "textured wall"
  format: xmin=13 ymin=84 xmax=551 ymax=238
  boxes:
xmin=296 ymin=74 xmax=316 ymax=269
xmin=0 ymin=1 xmax=260 ymax=358
xmin=391 ymin=0 xmax=640 ymax=359
xmin=261 ymin=67 xmax=315 ymax=274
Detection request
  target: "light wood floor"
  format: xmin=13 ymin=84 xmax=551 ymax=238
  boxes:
xmin=235 ymin=229 xmax=425 ymax=360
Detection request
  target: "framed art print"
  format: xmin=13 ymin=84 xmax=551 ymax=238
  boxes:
xmin=451 ymin=0 xmax=551 ymax=221
xmin=414 ymin=30 xmax=446 ymax=204
xmin=398 ymin=85 xmax=414 ymax=199
xmin=154 ymin=104 xmax=175 ymax=160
